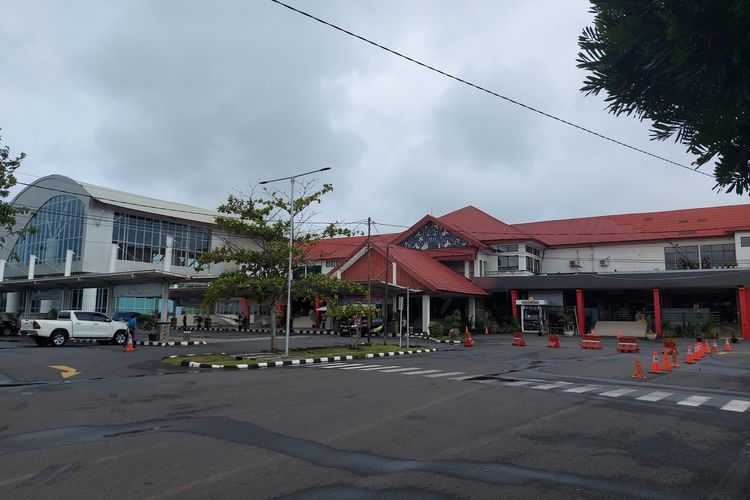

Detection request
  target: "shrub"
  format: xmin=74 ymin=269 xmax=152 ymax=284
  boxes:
xmin=428 ymin=321 xmax=443 ymax=337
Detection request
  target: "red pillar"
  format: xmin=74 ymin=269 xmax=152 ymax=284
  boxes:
xmin=510 ymin=290 xmax=519 ymax=318
xmin=739 ymin=287 xmax=750 ymax=340
xmin=653 ymin=288 xmax=662 ymax=336
xmin=576 ymin=289 xmax=585 ymax=335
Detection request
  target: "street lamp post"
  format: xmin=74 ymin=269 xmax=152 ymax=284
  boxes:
xmin=260 ymin=166 xmax=331 ymax=356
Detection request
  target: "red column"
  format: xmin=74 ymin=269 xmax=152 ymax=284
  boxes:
xmin=510 ymin=290 xmax=519 ymax=318
xmin=653 ymin=288 xmax=662 ymax=336
xmin=576 ymin=289 xmax=585 ymax=335
xmin=739 ymin=287 xmax=750 ymax=340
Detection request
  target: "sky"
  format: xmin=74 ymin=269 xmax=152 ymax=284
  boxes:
xmin=1 ymin=0 xmax=745 ymax=239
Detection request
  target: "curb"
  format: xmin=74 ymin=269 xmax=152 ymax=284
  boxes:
xmin=181 ymin=348 xmax=437 ymax=370
xmin=136 ymin=340 xmax=207 ymax=347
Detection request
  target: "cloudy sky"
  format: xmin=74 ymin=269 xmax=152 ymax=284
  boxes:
xmin=1 ymin=0 xmax=744 ymax=237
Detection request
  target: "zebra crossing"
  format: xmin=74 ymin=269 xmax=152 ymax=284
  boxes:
xmin=309 ymin=362 xmax=750 ymax=413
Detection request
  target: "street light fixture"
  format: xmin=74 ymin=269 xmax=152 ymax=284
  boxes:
xmin=259 ymin=166 xmax=331 ymax=356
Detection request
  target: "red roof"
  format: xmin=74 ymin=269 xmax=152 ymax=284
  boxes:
xmin=393 ymin=214 xmax=492 ymax=251
xmin=304 ymin=234 xmax=396 ymax=261
xmin=514 ymin=204 xmax=750 ymax=246
xmin=439 ymin=206 xmax=529 ymax=242
xmin=371 ymin=242 xmax=488 ymax=296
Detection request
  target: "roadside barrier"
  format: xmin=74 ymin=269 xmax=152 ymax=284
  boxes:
xmin=685 ymin=346 xmax=694 ymax=364
xmin=648 ymin=352 xmax=661 ymax=374
xmin=547 ymin=333 xmax=560 ymax=348
xmin=660 ymin=351 xmax=672 ymax=372
xmin=631 ymin=358 xmax=647 ymax=380
xmin=616 ymin=336 xmax=640 ymax=353
xmin=724 ymin=338 xmax=733 ymax=352
xmin=580 ymin=334 xmax=602 ymax=350
xmin=512 ymin=332 xmax=527 ymax=347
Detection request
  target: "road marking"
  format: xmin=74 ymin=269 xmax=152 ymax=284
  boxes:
xmin=335 ymin=364 xmax=369 ymax=370
xmin=636 ymin=391 xmax=673 ymax=402
xmin=379 ymin=367 xmax=422 ymax=373
xmin=676 ymin=395 xmax=712 ymax=407
xmin=599 ymin=388 xmax=638 ymax=398
xmin=402 ymin=369 xmax=442 ymax=376
xmin=357 ymin=365 xmax=396 ymax=371
xmin=532 ymin=382 xmax=573 ymax=390
xmin=564 ymin=385 xmax=599 ymax=394
xmin=505 ymin=381 xmax=536 ymax=387
xmin=49 ymin=365 xmax=80 ymax=379
xmin=424 ymin=371 xmax=466 ymax=378
xmin=720 ymin=400 xmax=750 ymax=412
xmin=318 ymin=363 xmax=350 ymax=368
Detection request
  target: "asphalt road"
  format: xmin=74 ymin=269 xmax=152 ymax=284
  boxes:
xmin=1 ymin=333 xmax=749 ymax=499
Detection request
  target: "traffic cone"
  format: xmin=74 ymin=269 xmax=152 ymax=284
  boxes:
xmin=616 ymin=329 xmax=622 ymax=339
xmin=694 ymin=342 xmax=703 ymax=361
xmin=712 ymin=339 xmax=719 ymax=353
xmin=464 ymin=327 xmax=475 ymax=347
xmin=724 ymin=338 xmax=733 ymax=352
xmin=648 ymin=352 xmax=662 ymax=374
xmin=685 ymin=346 xmax=694 ymax=364
xmin=670 ymin=348 xmax=680 ymax=368
xmin=703 ymin=339 xmax=710 ymax=355
xmin=660 ymin=351 xmax=671 ymax=372
xmin=631 ymin=358 xmax=647 ymax=380
xmin=123 ymin=333 xmax=134 ymax=353
xmin=484 ymin=325 xmax=489 ymax=336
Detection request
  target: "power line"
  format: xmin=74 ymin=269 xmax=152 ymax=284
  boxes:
xmin=269 ymin=0 xmax=713 ymax=179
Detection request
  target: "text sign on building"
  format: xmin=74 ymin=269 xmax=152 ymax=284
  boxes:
xmin=515 ymin=299 xmax=549 ymax=306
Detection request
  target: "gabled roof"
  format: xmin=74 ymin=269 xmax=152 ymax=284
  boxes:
xmin=392 ymin=214 xmax=491 ymax=252
xmin=303 ymin=234 xmax=396 ymax=261
xmin=439 ymin=205 xmax=529 ymax=243
xmin=514 ymin=204 xmax=750 ymax=246
xmin=370 ymin=242 xmax=488 ymax=296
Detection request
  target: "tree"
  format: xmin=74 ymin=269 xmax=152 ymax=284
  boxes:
xmin=199 ymin=182 xmax=359 ymax=352
xmin=577 ymin=1 xmax=750 ymax=193
xmin=0 ymin=131 xmax=30 ymax=247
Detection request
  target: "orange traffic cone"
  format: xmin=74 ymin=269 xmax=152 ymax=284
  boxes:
xmin=616 ymin=329 xmax=622 ymax=339
xmin=670 ymin=348 xmax=680 ymax=368
xmin=724 ymin=338 xmax=733 ymax=352
xmin=660 ymin=351 xmax=672 ymax=372
xmin=685 ymin=346 xmax=694 ymax=364
xmin=694 ymin=342 xmax=703 ymax=361
xmin=631 ymin=358 xmax=647 ymax=380
xmin=123 ymin=333 xmax=134 ymax=352
xmin=464 ymin=327 xmax=475 ymax=347
xmin=648 ymin=352 xmax=662 ymax=374
xmin=484 ymin=325 xmax=489 ymax=336
xmin=712 ymin=339 xmax=719 ymax=353
xmin=703 ymin=339 xmax=710 ymax=355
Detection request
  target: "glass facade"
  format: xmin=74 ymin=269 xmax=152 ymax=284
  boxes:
xmin=700 ymin=244 xmax=736 ymax=268
xmin=664 ymin=244 xmax=736 ymax=270
xmin=11 ymin=195 xmax=85 ymax=264
xmin=664 ymin=246 xmax=699 ymax=269
xmin=112 ymin=212 xmax=211 ymax=268
xmin=498 ymin=255 xmax=519 ymax=271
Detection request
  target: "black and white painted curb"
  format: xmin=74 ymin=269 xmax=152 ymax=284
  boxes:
xmin=431 ymin=338 xmax=463 ymax=344
xmin=180 ymin=348 xmax=437 ymax=370
xmin=186 ymin=327 xmax=337 ymax=335
xmin=135 ymin=340 xmax=207 ymax=347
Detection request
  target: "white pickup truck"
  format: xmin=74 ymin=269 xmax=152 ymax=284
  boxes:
xmin=21 ymin=310 xmax=129 ymax=347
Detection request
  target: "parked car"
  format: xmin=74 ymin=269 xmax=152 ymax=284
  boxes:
xmin=0 ymin=312 xmax=19 ymax=336
xmin=20 ymin=310 xmax=129 ymax=347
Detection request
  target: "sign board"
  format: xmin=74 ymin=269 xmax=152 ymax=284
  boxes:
xmin=515 ymin=299 xmax=549 ymax=306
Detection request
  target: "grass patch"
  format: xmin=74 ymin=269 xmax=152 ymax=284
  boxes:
xmin=161 ymin=343 xmax=429 ymax=367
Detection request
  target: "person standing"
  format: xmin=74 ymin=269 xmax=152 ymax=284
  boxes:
xmin=182 ymin=311 xmax=187 ymax=330
xmin=127 ymin=315 xmax=138 ymax=348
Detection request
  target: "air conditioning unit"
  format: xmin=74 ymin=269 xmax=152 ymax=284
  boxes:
xmin=600 ymin=259 xmax=609 ymax=267
xmin=569 ymin=260 xmax=578 ymax=268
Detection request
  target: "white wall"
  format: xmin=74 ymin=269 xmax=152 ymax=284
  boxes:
xmin=734 ymin=232 xmax=750 ymax=268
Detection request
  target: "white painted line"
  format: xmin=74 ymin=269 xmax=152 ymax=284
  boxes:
xmin=356 ymin=365 xmax=393 ymax=371
xmin=720 ymin=400 xmax=750 ymax=412
xmin=505 ymin=381 xmax=536 ymax=387
xmin=564 ymin=385 xmax=599 ymax=394
xmin=636 ymin=391 xmax=673 ymax=402
xmin=379 ymin=367 xmax=422 ymax=373
xmin=335 ymin=364 xmax=369 ymax=370
xmin=402 ymin=369 xmax=442 ymax=376
xmin=424 ymin=371 xmax=466 ymax=378
xmin=599 ymin=388 xmax=638 ymax=398
xmin=677 ymin=395 xmax=712 ymax=407
xmin=532 ymin=382 xmax=573 ymax=390
xmin=449 ymin=375 xmax=479 ymax=381
xmin=318 ymin=363 xmax=350 ymax=368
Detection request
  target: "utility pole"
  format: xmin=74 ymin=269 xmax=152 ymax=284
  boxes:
xmin=367 ymin=217 xmax=371 ymax=342
xmin=383 ymin=243 xmax=389 ymax=345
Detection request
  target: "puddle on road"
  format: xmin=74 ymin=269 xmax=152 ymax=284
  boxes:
xmin=0 ymin=416 xmax=672 ymax=499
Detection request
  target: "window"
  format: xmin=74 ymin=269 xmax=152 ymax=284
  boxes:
xmin=498 ymin=255 xmax=519 ymax=271
xmin=526 ymin=256 xmax=541 ymax=274
xmin=58 ymin=311 xmax=71 ymax=320
xmin=11 ymin=195 xmax=85 ymax=264
xmin=664 ymin=246 xmax=699 ymax=270
xmin=700 ymin=244 xmax=736 ymax=268
xmin=525 ymin=245 xmax=541 ymax=257
xmin=497 ymin=244 xmax=518 ymax=253
xmin=325 ymin=260 xmax=340 ymax=268
xmin=113 ymin=212 xmax=211 ymax=268
xmin=741 ymin=237 xmax=750 ymax=247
